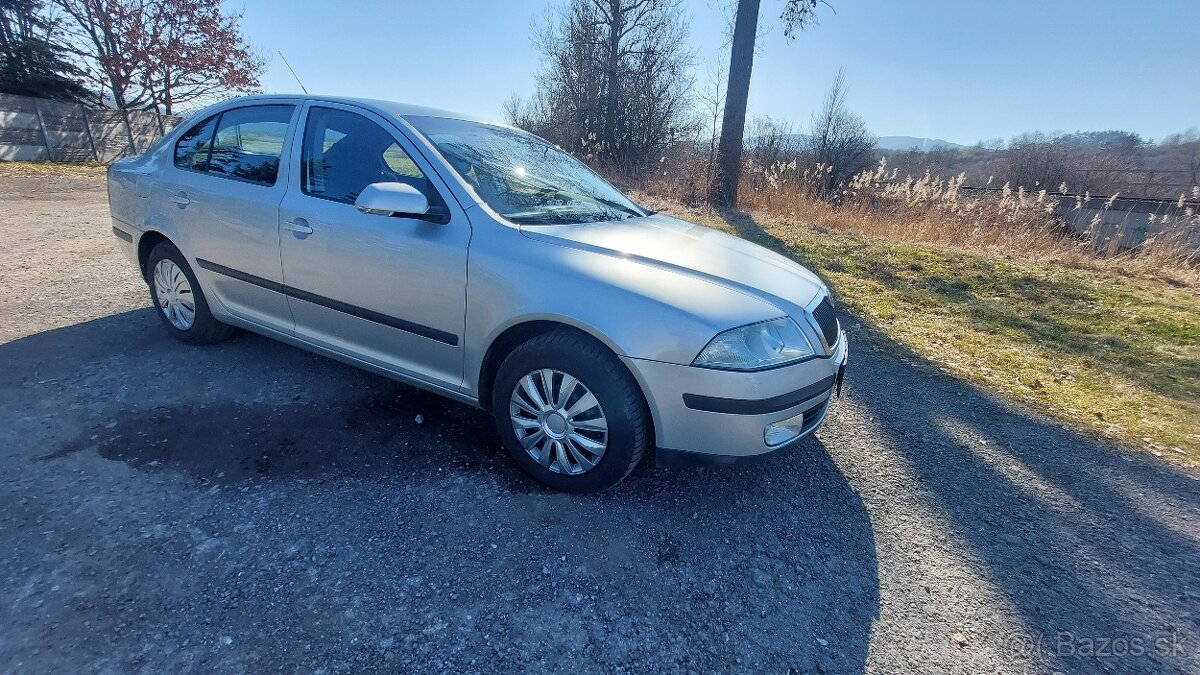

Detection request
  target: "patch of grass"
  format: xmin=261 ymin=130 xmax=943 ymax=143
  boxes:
xmin=673 ymin=203 xmax=1200 ymax=466
xmin=0 ymin=161 xmax=108 ymax=178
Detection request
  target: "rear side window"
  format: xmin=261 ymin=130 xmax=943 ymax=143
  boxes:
xmin=301 ymin=107 xmax=436 ymax=204
xmin=206 ymin=105 xmax=294 ymax=185
xmin=173 ymin=114 xmax=218 ymax=171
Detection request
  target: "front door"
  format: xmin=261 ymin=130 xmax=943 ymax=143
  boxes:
xmin=277 ymin=103 xmax=470 ymax=390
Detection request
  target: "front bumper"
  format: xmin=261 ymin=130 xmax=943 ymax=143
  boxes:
xmin=623 ymin=331 xmax=847 ymax=466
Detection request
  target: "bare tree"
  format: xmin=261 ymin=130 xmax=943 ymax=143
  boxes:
xmin=521 ymin=0 xmax=695 ymax=174
xmin=879 ymin=128 xmax=1198 ymax=199
xmin=51 ymin=0 xmax=261 ymax=111
xmin=746 ymin=115 xmax=800 ymax=166
xmin=1159 ymin=130 xmax=1200 ymax=187
xmin=51 ymin=0 xmax=149 ymax=108
xmin=502 ymin=94 xmax=526 ymax=129
xmin=804 ymin=69 xmax=876 ymax=196
xmin=696 ymin=57 xmax=726 ymax=193
xmin=1005 ymin=132 xmax=1073 ymax=192
xmin=711 ymin=0 xmax=827 ymax=206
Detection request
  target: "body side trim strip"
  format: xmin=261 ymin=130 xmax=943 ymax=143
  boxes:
xmin=682 ymin=375 xmax=836 ymax=415
xmin=195 ymin=258 xmax=458 ymax=346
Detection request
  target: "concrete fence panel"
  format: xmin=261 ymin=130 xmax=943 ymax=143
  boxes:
xmin=0 ymin=95 xmax=48 ymax=161
xmin=87 ymin=108 xmax=134 ymax=163
xmin=0 ymin=93 xmax=180 ymax=164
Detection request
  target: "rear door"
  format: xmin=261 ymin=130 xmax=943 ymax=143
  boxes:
xmin=159 ymin=103 xmax=299 ymax=333
xmin=277 ymin=103 xmax=471 ymax=391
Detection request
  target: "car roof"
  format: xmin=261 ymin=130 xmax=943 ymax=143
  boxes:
xmin=217 ymin=94 xmax=495 ymax=125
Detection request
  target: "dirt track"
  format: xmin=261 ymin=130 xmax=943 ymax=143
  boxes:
xmin=1 ymin=173 xmax=1198 ymax=673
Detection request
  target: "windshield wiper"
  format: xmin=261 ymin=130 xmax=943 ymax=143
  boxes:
xmin=505 ymin=212 xmax=581 ymax=225
xmin=584 ymin=194 xmax=643 ymax=220
xmin=506 ymin=173 xmax=643 ymax=220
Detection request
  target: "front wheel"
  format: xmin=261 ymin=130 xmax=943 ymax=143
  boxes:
xmin=491 ymin=330 xmax=649 ymax=492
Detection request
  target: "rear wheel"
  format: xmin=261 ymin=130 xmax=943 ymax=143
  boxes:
xmin=146 ymin=241 xmax=234 ymax=345
xmin=492 ymin=330 xmax=649 ymax=492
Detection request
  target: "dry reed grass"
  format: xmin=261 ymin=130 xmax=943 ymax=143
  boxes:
xmin=635 ymin=157 xmax=1200 ymax=288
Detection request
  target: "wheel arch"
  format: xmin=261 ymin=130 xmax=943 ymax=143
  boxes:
xmin=476 ymin=319 xmax=655 ymax=450
xmin=136 ymin=230 xmax=172 ymax=282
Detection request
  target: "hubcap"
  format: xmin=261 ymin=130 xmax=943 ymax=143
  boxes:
xmin=153 ymin=259 xmax=196 ymax=330
xmin=509 ymin=368 xmax=608 ymax=475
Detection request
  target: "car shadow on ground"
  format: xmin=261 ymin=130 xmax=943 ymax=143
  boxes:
xmin=6 ymin=309 xmax=515 ymax=486
xmin=724 ymin=208 xmax=1200 ymax=673
xmin=0 ymin=308 xmax=880 ymax=672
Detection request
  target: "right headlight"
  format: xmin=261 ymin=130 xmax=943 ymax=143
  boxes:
xmin=692 ymin=317 xmax=815 ymax=371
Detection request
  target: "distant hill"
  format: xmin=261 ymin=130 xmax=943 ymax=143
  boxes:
xmin=747 ymin=133 xmax=966 ymax=153
xmin=876 ymin=136 xmax=966 ymax=151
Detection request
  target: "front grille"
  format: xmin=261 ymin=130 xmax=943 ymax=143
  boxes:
xmin=810 ymin=296 xmax=839 ymax=347
xmin=802 ymin=399 xmax=830 ymax=432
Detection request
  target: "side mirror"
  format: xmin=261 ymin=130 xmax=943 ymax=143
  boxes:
xmin=354 ymin=182 xmax=430 ymax=218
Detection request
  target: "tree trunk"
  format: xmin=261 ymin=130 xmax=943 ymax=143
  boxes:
xmin=111 ymin=78 xmax=126 ymax=109
xmin=162 ymin=65 xmax=173 ymax=115
xmin=711 ymin=0 xmax=761 ymax=207
xmin=602 ymin=0 xmax=623 ymax=164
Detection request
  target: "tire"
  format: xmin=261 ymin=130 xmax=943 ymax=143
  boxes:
xmin=145 ymin=241 xmax=234 ymax=345
xmin=491 ymin=329 xmax=650 ymax=493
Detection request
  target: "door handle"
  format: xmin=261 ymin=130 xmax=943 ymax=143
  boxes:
xmin=283 ymin=218 xmax=314 ymax=238
xmin=169 ymin=191 xmax=191 ymax=206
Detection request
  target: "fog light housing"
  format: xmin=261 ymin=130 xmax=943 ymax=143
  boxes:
xmin=764 ymin=410 xmax=808 ymax=447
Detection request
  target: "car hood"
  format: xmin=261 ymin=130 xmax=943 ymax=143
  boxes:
xmin=519 ymin=213 xmax=827 ymax=318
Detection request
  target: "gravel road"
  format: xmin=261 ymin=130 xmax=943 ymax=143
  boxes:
xmin=1 ymin=173 xmax=1198 ymax=674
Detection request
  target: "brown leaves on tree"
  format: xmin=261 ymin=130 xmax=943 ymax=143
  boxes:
xmin=51 ymin=0 xmax=263 ymax=113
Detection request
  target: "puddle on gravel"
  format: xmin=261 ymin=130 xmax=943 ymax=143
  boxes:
xmin=47 ymin=385 xmax=527 ymax=486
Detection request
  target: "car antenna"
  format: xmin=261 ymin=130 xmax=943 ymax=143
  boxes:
xmin=278 ymin=51 xmax=309 ymax=94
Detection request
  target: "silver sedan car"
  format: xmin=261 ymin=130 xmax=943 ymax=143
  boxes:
xmin=107 ymin=95 xmax=848 ymax=492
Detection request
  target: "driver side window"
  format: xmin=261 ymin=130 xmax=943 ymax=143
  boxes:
xmin=301 ymin=107 xmax=433 ymax=204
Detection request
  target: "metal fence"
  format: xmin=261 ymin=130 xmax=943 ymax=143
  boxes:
xmin=0 ymin=93 xmax=181 ymax=163
xmin=957 ymin=186 xmax=1200 ymax=254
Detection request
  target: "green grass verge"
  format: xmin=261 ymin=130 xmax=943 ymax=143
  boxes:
xmin=687 ymin=208 xmax=1200 ymax=467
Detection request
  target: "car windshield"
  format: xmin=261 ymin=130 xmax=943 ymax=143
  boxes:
xmin=405 ymin=116 xmax=649 ymax=225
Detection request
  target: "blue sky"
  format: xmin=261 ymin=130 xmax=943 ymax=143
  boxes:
xmin=238 ymin=0 xmax=1200 ymax=145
